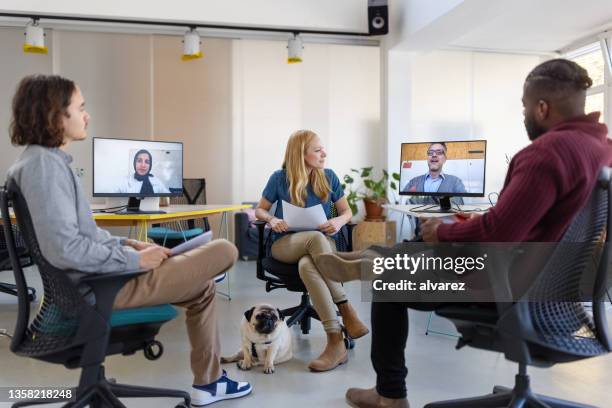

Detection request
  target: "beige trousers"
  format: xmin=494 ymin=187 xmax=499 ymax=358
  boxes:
xmin=113 ymin=239 xmax=238 ymax=385
xmin=271 ymin=231 xmax=347 ymax=333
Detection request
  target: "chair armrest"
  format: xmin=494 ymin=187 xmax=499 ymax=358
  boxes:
xmin=76 ymin=269 xmax=149 ymax=329
xmin=79 ymin=269 xmax=147 ymax=283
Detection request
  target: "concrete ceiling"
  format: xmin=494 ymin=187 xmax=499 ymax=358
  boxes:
xmin=449 ymin=0 xmax=612 ymax=53
xmin=395 ymin=0 xmax=612 ymax=54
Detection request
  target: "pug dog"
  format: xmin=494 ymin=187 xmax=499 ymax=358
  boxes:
xmin=221 ymin=303 xmax=292 ymax=374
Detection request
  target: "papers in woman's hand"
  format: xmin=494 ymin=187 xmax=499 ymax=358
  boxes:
xmin=170 ymin=230 xmax=213 ymax=256
xmin=282 ymin=200 xmax=327 ymax=231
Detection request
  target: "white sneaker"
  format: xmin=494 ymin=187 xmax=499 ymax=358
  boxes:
xmin=191 ymin=370 xmax=252 ymax=406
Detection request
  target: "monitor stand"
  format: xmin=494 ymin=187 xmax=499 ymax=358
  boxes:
xmin=411 ymin=196 xmax=456 ymax=213
xmin=120 ymin=197 xmax=166 ymax=214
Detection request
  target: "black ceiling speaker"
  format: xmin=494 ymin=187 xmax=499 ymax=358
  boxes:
xmin=368 ymin=0 xmax=388 ymax=35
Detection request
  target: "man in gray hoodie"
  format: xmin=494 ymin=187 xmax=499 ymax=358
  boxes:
xmin=7 ymin=74 xmax=252 ymax=407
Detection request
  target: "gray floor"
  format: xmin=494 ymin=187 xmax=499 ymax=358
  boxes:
xmin=1 ymin=261 xmax=611 ymax=408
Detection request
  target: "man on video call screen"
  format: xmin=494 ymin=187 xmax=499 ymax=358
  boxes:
xmin=400 ymin=141 xmax=486 ymax=199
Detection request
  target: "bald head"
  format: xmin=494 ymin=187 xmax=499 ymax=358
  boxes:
xmin=522 ymin=59 xmax=593 ymax=140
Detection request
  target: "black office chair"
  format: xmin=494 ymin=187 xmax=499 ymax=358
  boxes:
xmin=255 ymin=218 xmax=354 ymax=347
xmin=425 ymin=167 xmax=612 ymax=408
xmin=0 ymin=224 xmax=36 ymax=302
xmin=1 ymin=180 xmax=190 ymax=408
xmin=149 ymin=178 xmax=211 ymax=248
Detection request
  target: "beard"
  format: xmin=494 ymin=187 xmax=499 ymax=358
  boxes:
xmin=524 ymin=114 xmax=547 ymax=141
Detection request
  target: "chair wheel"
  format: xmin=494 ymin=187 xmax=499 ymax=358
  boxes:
xmin=143 ymin=340 xmax=164 ymax=360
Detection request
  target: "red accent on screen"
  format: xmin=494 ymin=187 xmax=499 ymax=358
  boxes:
xmin=403 ymin=162 xmax=412 ymax=168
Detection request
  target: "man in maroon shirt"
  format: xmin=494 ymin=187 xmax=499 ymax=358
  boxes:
xmin=319 ymin=59 xmax=610 ymax=408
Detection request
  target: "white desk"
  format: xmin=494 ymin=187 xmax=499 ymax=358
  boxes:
xmin=384 ymin=204 xmax=491 ymax=240
xmin=384 ymin=204 xmax=490 ymax=218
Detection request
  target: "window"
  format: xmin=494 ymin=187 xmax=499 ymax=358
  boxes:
xmin=565 ymin=41 xmax=610 ymax=123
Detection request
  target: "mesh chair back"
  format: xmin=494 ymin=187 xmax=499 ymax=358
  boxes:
xmin=167 ymin=178 xmax=210 ymax=231
xmin=1 ymin=181 xmax=97 ymax=358
xmin=1 ymin=222 xmax=31 ymax=271
xmin=522 ymin=167 xmax=611 ymax=357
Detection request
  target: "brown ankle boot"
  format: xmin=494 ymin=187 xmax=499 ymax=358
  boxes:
xmin=338 ymin=302 xmax=369 ymax=339
xmin=346 ymin=387 xmax=410 ymax=408
xmin=308 ymin=332 xmax=348 ymax=372
xmin=316 ymin=253 xmax=374 ymax=282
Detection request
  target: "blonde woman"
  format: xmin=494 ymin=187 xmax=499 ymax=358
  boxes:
xmin=255 ymin=129 xmax=368 ymax=372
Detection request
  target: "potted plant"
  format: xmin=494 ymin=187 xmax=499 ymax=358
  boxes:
xmin=342 ymin=167 xmax=400 ymax=221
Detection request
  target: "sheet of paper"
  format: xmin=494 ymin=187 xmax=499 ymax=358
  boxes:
xmin=282 ymin=200 xmax=327 ymax=231
xmin=170 ymin=230 xmax=213 ymax=256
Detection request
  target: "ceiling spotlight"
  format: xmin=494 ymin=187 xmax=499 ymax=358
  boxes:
xmin=23 ymin=19 xmax=48 ymax=54
xmin=287 ymin=33 xmax=303 ymax=64
xmin=182 ymin=27 xmax=203 ymax=61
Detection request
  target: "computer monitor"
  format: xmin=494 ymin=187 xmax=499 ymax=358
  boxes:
xmin=93 ymin=137 xmax=183 ymax=212
xmin=399 ymin=140 xmax=486 ymax=212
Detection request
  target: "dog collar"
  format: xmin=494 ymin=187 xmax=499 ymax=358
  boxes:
xmin=250 ymin=341 xmax=273 ymax=359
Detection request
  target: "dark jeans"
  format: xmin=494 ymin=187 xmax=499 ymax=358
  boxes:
xmin=368 ymin=242 xmax=500 ymax=399
xmin=371 ymin=301 xmax=440 ymax=399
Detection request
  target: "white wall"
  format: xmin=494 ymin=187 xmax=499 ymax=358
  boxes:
xmin=153 ymin=36 xmax=233 ymax=203
xmin=233 ymin=39 xmax=381 ymax=207
xmin=0 ymin=27 xmax=381 ymax=213
xmin=0 ymin=27 xmax=52 ymax=179
xmin=54 ymin=30 xmax=153 ymax=199
xmin=0 ymin=28 xmax=233 ymax=204
xmin=407 ymin=51 xmax=540 ymax=197
xmin=382 ymin=48 xmax=541 ymax=238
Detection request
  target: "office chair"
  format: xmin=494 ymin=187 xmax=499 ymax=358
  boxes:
xmin=425 ymin=167 xmax=612 ymax=408
xmin=0 ymin=224 xmax=36 ymax=302
xmin=255 ymin=218 xmax=355 ymax=348
xmin=149 ymin=178 xmax=211 ymax=248
xmin=1 ymin=181 xmax=190 ymax=408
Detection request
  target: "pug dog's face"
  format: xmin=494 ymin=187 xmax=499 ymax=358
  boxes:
xmin=244 ymin=304 xmax=284 ymax=335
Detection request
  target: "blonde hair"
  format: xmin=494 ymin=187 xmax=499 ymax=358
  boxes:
xmin=282 ymin=129 xmax=331 ymax=207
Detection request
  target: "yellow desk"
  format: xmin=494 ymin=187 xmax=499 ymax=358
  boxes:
xmin=92 ymin=204 xmax=251 ymax=241
xmin=4 ymin=204 xmax=248 ymax=300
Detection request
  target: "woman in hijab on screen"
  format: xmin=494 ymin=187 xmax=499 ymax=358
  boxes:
xmin=116 ymin=149 xmax=170 ymax=194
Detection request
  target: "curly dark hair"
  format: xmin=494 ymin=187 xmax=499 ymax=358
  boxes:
xmin=9 ymin=74 xmax=76 ymax=147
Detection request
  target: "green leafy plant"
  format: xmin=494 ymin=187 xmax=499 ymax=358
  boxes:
xmin=342 ymin=167 xmax=401 ymax=215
